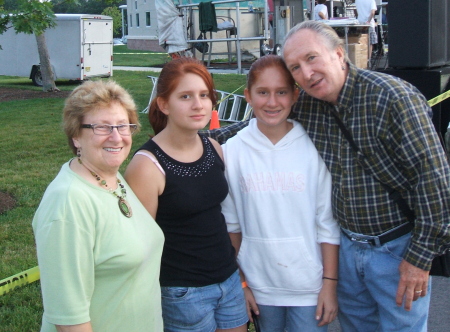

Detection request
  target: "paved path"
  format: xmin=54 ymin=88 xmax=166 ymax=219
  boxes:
xmin=113 ymin=66 xmax=162 ymax=72
xmin=329 ymin=276 xmax=450 ymax=331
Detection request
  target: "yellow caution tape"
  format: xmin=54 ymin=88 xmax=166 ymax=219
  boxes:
xmin=428 ymin=89 xmax=450 ymax=107
xmin=215 ymin=84 xmax=246 ymax=107
xmin=0 ymin=266 xmax=40 ymax=296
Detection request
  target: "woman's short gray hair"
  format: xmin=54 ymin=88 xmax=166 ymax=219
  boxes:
xmin=63 ymin=80 xmax=140 ymax=155
xmin=282 ymin=20 xmax=349 ymax=62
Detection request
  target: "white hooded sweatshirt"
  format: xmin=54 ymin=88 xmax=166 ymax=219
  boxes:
xmin=222 ymin=119 xmax=340 ymax=306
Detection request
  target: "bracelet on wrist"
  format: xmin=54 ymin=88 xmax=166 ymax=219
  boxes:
xmin=241 ymin=281 xmax=248 ymax=288
xmin=322 ymin=276 xmax=338 ymax=281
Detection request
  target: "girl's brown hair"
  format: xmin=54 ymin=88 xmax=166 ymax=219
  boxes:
xmin=247 ymin=54 xmax=296 ymax=92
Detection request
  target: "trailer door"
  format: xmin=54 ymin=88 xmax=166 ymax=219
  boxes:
xmin=82 ymin=18 xmax=113 ymax=78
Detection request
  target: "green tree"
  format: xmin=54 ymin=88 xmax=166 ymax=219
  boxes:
xmin=102 ymin=6 xmax=122 ymax=37
xmin=2 ymin=0 xmax=20 ymax=11
xmin=52 ymin=0 xmax=125 ymax=14
xmin=5 ymin=0 xmax=59 ymax=91
xmin=0 ymin=0 xmax=10 ymax=37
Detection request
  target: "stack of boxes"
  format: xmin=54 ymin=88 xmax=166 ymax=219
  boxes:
xmin=340 ymin=33 xmax=369 ymax=69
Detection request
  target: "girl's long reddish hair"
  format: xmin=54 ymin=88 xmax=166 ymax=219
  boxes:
xmin=149 ymin=57 xmax=217 ymax=135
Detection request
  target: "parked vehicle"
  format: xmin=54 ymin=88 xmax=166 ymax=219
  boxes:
xmin=0 ymin=14 xmax=113 ymax=86
xmin=113 ymin=38 xmax=125 ymax=45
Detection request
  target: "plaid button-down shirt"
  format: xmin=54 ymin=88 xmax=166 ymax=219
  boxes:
xmin=207 ymin=63 xmax=450 ymax=270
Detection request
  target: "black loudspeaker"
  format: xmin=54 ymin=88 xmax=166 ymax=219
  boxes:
xmin=388 ymin=0 xmax=450 ymax=68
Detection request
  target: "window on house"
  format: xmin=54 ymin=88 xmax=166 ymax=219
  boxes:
xmin=135 ymin=0 xmax=138 ymax=10
xmin=129 ymin=15 xmax=132 ymax=28
xmin=136 ymin=14 xmax=140 ymax=27
xmin=146 ymin=12 xmax=151 ymax=26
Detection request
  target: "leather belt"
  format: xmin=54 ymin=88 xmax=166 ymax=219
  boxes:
xmin=341 ymin=222 xmax=414 ymax=246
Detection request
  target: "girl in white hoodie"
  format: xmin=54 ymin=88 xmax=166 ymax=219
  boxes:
xmin=222 ymin=55 xmax=340 ymax=332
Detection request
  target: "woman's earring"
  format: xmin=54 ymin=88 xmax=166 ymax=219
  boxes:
xmin=77 ymin=148 xmax=81 ymax=158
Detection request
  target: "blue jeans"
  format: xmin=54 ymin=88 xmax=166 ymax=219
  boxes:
xmin=161 ymin=270 xmax=248 ymax=332
xmin=338 ymin=230 xmax=431 ymax=332
xmin=258 ymin=305 xmax=328 ymax=332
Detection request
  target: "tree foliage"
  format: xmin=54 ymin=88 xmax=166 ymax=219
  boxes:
xmin=2 ymin=0 xmax=20 ymax=11
xmin=52 ymin=0 xmax=125 ymax=14
xmin=102 ymin=6 xmax=122 ymax=37
xmin=9 ymin=1 xmax=57 ymax=35
xmin=0 ymin=13 xmax=8 ymax=37
xmin=0 ymin=0 xmax=12 ymax=38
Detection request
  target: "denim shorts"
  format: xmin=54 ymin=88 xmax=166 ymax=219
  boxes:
xmin=161 ymin=270 xmax=248 ymax=332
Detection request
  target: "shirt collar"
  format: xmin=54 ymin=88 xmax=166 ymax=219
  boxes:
xmin=334 ymin=62 xmax=359 ymax=112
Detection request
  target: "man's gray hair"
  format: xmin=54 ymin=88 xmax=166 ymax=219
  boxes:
xmin=281 ymin=20 xmax=349 ymax=62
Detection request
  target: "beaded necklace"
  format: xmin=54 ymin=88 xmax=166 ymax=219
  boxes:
xmin=77 ymin=158 xmax=132 ymax=218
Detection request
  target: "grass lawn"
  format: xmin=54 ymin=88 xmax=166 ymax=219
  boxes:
xmin=0 ymin=48 xmax=248 ymax=331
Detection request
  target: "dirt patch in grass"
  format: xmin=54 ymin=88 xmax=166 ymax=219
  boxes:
xmin=0 ymin=192 xmax=16 ymax=214
xmin=0 ymin=87 xmax=71 ymax=102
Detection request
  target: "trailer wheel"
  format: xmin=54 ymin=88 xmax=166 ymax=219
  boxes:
xmin=31 ymin=68 xmax=43 ymax=87
xmin=274 ymin=44 xmax=282 ymax=56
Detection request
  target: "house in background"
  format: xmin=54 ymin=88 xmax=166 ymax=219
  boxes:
xmin=125 ymin=0 xmax=164 ymax=51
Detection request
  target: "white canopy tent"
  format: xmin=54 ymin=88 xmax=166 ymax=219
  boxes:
xmin=155 ymin=0 xmax=189 ymax=54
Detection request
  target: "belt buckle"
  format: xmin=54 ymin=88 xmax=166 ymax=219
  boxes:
xmin=351 ymin=236 xmax=369 ymax=243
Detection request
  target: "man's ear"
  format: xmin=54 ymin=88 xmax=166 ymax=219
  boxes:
xmin=336 ymin=45 xmax=346 ymax=64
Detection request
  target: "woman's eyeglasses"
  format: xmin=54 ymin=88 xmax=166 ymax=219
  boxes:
xmin=81 ymin=124 xmax=138 ymax=136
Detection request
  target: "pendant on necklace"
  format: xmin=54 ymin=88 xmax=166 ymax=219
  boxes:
xmin=77 ymin=158 xmax=133 ymax=218
xmin=118 ymin=197 xmax=133 ymax=218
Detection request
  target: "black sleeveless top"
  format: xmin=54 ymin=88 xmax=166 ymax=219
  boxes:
xmin=138 ymin=134 xmax=237 ymax=287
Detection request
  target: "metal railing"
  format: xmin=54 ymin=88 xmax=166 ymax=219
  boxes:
xmin=178 ymin=0 xmax=269 ymax=73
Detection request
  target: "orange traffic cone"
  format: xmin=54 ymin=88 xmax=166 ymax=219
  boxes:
xmin=209 ymin=110 xmax=220 ymax=130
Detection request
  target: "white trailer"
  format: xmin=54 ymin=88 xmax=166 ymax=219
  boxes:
xmin=0 ymin=14 xmax=113 ymax=86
